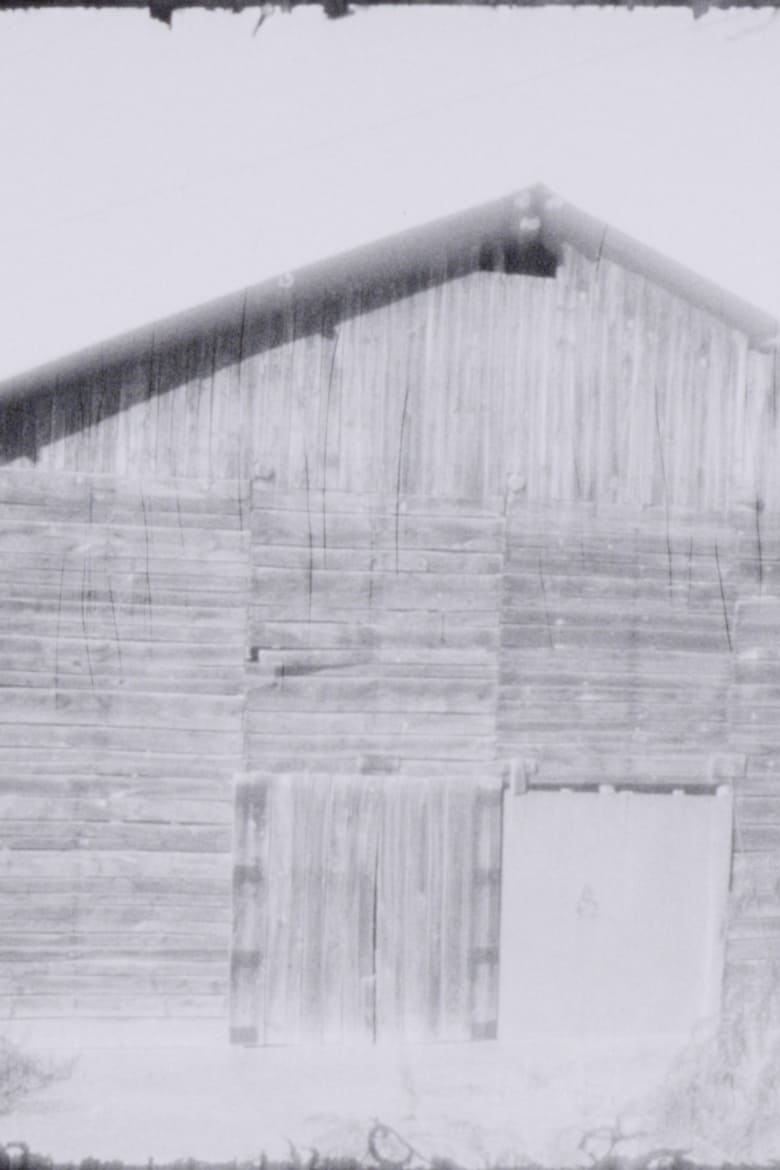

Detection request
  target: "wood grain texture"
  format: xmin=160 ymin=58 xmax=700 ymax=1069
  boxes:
xmin=0 ymin=470 xmax=245 ymax=1021
xmin=232 ymin=774 xmax=501 ymax=1044
xmin=239 ymin=486 xmax=503 ymax=1042
xmin=2 ymin=231 xmax=780 ymax=1038
xmin=4 ymin=253 xmax=774 ymax=513
xmin=499 ymin=499 xmax=737 ymax=788
xmin=497 ymin=497 xmax=780 ymax=1022
xmin=246 ymin=489 xmax=502 ymax=774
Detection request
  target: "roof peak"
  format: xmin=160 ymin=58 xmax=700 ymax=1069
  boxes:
xmin=0 ymin=183 xmax=776 ymax=406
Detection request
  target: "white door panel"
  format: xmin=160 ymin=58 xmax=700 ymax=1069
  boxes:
xmin=498 ymin=787 xmax=733 ymax=1040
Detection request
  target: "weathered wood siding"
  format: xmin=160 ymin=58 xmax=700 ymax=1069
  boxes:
xmin=5 ymin=248 xmax=778 ymax=513
xmin=500 ymin=501 xmax=739 ymax=790
xmin=231 ymin=774 xmax=501 ymax=1045
xmin=229 ymin=486 xmax=504 ymax=1042
xmin=246 ymin=487 xmax=502 ymax=774
xmin=726 ymin=507 xmax=780 ymax=1016
xmin=499 ymin=496 xmax=780 ymax=1019
xmin=231 ymin=484 xmax=502 ymax=1043
xmin=2 ymin=231 xmax=780 ymax=1037
xmin=0 ymin=470 xmax=246 ymax=1020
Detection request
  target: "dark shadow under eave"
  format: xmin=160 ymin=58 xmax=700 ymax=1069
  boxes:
xmin=0 ymin=237 xmax=558 ymax=467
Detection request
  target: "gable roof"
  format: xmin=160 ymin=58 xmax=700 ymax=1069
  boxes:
xmin=1 ymin=183 xmax=777 ymax=407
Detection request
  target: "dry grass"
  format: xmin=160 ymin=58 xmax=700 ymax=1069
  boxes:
xmin=651 ymin=964 xmax=780 ymax=1161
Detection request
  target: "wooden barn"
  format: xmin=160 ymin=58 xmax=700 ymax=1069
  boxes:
xmin=0 ymin=185 xmax=778 ymax=1048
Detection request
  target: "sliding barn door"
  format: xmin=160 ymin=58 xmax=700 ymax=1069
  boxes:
xmin=499 ymin=786 xmax=733 ymax=1040
xmin=230 ymin=774 xmax=501 ymax=1044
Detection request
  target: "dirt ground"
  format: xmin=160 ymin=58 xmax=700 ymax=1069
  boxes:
xmin=1 ymin=1026 xmax=695 ymax=1167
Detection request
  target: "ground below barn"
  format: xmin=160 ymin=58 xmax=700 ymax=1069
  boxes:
xmin=0 ymin=1028 xmax=733 ymax=1167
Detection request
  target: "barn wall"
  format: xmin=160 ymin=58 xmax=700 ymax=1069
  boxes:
xmin=231 ymin=487 xmax=504 ymax=1044
xmin=0 ymin=469 xmax=246 ymax=1022
xmin=500 ymin=500 xmax=738 ymax=790
xmin=499 ymin=496 xmax=780 ymax=1024
xmin=0 ymin=469 xmax=505 ymax=1035
xmin=1 ymin=466 xmax=780 ymax=1031
xmin=727 ymin=506 xmax=780 ymax=1020
xmin=2 ymin=239 xmax=780 ymax=1037
xmin=6 ymin=246 xmax=779 ymax=513
xmin=231 ymin=773 xmax=501 ymax=1046
xmin=246 ymin=486 xmax=502 ymax=774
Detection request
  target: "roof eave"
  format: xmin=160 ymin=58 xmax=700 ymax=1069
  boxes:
xmin=0 ymin=184 xmax=776 ymax=406
xmin=535 ymin=188 xmax=779 ymax=349
xmin=0 ymin=189 xmax=540 ymax=407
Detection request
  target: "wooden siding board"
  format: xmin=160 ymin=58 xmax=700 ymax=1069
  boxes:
xmin=497 ymin=494 xmax=780 ymax=1022
xmin=499 ymin=499 xmax=735 ymax=784
xmin=234 ymin=486 xmax=504 ymax=1043
xmin=1 ymin=255 xmax=769 ymax=514
xmin=236 ymin=774 xmax=499 ymax=1045
xmin=0 ymin=471 xmax=243 ymax=1022
xmin=4 ymin=248 xmax=780 ymax=1039
xmin=246 ymin=488 xmax=501 ymax=774
xmin=230 ymin=780 xmax=267 ymax=1042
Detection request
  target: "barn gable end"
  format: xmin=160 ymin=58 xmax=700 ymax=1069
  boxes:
xmin=0 ymin=186 xmax=778 ymax=1043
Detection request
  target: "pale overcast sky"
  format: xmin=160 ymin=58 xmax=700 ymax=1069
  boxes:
xmin=1 ymin=5 xmax=779 ymax=381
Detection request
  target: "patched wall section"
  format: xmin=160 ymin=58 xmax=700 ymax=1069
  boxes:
xmin=500 ymin=497 xmax=780 ymax=1031
xmin=230 ymin=486 xmax=505 ymax=1044
xmin=0 ymin=470 xmax=246 ymax=1024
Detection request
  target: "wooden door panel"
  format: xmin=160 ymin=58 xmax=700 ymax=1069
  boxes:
xmin=231 ymin=774 xmax=501 ymax=1044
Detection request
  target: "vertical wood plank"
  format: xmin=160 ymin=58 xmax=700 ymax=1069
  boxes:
xmin=469 ymin=784 xmax=503 ymax=1039
xmin=230 ymin=778 xmax=268 ymax=1043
